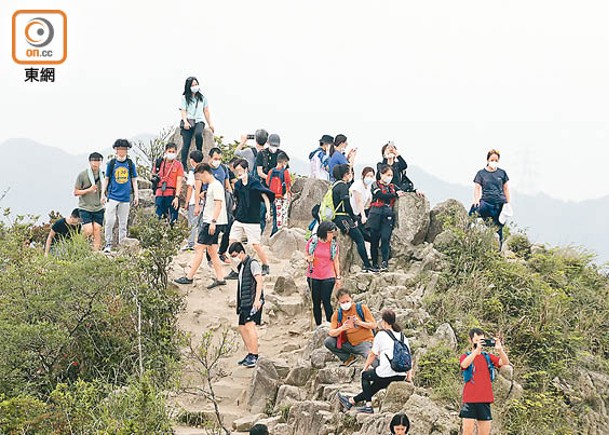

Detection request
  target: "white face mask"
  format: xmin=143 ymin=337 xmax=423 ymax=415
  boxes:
xmin=269 ymin=146 xmax=278 ymax=153
xmin=340 ymin=301 xmax=352 ymax=311
xmin=190 ymin=85 xmax=200 ymax=93
xmin=488 ymin=161 xmax=498 ymax=170
xmin=116 ymin=155 xmax=127 ymax=162
xmin=231 ymin=255 xmax=242 ymax=267
xmin=165 ymin=152 xmax=177 ymax=160
xmin=364 ymin=176 xmax=375 ymax=186
xmin=382 ymin=176 xmax=393 ymax=184
xmin=211 ymin=160 xmax=221 ymax=168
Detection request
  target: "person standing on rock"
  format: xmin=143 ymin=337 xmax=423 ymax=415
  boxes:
xmin=309 ymin=134 xmax=333 ymax=180
xmin=459 ymin=328 xmax=510 ymax=435
xmin=470 ymin=149 xmax=511 ymax=245
xmin=153 ymin=142 xmax=184 ymax=224
xmin=332 ymin=164 xmax=377 ymax=273
xmin=179 ymin=76 xmax=214 ymax=170
xmin=181 ymin=150 xmax=205 ymax=251
xmin=305 ymin=221 xmax=342 ymax=326
xmin=325 ymin=288 xmax=376 ymax=367
xmin=337 ymin=309 xmax=412 ymax=414
xmin=229 ymin=241 xmax=264 ymax=368
xmin=377 ymin=141 xmax=423 ymax=196
xmin=74 ymin=152 xmax=106 ymax=251
xmin=368 ymin=165 xmax=406 ymax=272
xmin=102 ymin=139 xmax=139 ymax=253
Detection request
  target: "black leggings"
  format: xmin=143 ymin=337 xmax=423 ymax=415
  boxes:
xmin=180 ymin=122 xmax=204 ymax=169
xmin=353 ymin=369 xmax=406 ymax=403
xmin=308 ymin=278 xmax=335 ymax=326
xmin=368 ymin=211 xmax=394 ymax=266
xmin=335 ymin=217 xmax=371 ymax=268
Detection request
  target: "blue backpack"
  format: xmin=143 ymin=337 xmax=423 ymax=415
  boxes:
xmin=462 ymin=351 xmax=496 ymax=383
xmin=384 ymin=330 xmax=412 ymax=373
xmin=337 ymin=302 xmax=366 ymax=324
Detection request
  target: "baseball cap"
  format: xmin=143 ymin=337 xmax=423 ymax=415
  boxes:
xmin=268 ymin=134 xmax=281 ymax=147
xmin=319 ymin=135 xmax=334 ymax=145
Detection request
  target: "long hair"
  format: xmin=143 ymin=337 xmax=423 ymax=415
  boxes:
xmin=382 ymin=309 xmax=402 ymax=332
xmin=183 ymin=76 xmax=204 ymax=106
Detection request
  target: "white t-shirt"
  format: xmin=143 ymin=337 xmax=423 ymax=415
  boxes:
xmin=349 ymin=179 xmax=372 ymax=216
xmin=373 ymin=329 xmax=410 ymax=378
xmin=187 ymin=170 xmax=198 ymax=206
xmin=310 ymin=148 xmax=329 ymax=180
xmin=202 ymin=179 xmax=228 ymax=225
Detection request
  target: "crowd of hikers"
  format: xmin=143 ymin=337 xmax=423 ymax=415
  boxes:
xmin=44 ymin=76 xmax=515 ymax=434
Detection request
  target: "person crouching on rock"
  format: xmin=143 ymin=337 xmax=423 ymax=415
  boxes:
xmin=324 ymin=289 xmax=376 ymax=367
xmin=367 ymin=165 xmax=406 ymax=272
xmin=230 ymin=241 xmax=264 ymax=369
xmin=337 ymin=309 xmax=412 ymax=414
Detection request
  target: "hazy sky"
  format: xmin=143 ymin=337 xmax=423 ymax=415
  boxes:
xmin=2 ymin=0 xmax=609 ymax=202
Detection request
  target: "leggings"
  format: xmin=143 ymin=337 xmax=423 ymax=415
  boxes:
xmin=180 ymin=122 xmax=204 ymax=170
xmin=368 ymin=210 xmax=394 ymax=266
xmin=470 ymin=200 xmax=504 ymax=244
xmin=308 ymin=278 xmax=335 ymax=326
xmin=353 ymin=369 xmax=406 ymax=403
xmin=335 ymin=217 xmax=371 ymax=268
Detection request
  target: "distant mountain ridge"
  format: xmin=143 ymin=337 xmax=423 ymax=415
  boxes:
xmin=2 ymin=137 xmax=608 ymax=263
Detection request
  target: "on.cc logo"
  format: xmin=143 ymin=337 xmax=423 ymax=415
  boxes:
xmin=25 ymin=17 xmax=55 ymax=47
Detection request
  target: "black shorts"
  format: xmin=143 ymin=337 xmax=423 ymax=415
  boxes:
xmin=238 ymin=306 xmax=262 ymax=326
xmin=197 ymin=223 xmax=226 ymax=246
xmin=80 ymin=209 xmax=104 ymax=226
xmin=459 ymin=402 xmax=492 ymax=421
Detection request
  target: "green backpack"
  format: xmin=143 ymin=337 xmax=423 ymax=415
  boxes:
xmin=319 ymin=181 xmax=345 ymax=222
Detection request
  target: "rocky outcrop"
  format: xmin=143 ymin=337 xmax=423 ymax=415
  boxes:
xmin=392 ymin=193 xmax=430 ymax=247
xmin=269 ymin=227 xmax=307 ymax=259
xmin=248 ymin=357 xmax=281 ymax=413
xmin=426 ymin=199 xmax=468 ymax=243
xmin=167 ymin=126 xmax=215 ymax=162
xmin=286 ymin=401 xmax=334 ymax=435
xmin=288 ymin=177 xmax=330 ymax=230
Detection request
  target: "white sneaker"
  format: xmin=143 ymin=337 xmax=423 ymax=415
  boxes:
xmin=103 ymin=245 xmax=112 ymax=253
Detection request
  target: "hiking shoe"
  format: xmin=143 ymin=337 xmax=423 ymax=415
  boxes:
xmin=174 ymin=276 xmax=193 ymax=285
xmin=340 ymin=355 xmax=357 ymax=367
xmin=355 ymin=405 xmax=374 ymax=414
xmin=103 ymin=245 xmax=112 ymax=254
xmin=219 ymin=253 xmax=231 ymax=264
xmin=206 ymin=279 xmax=227 ymax=289
xmin=225 ymin=270 xmax=239 ymax=280
xmin=261 ymin=264 xmax=270 ymax=276
xmin=180 ymin=245 xmax=194 ymax=252
xmin=337 ymin=392 xmax=353 ymax=411
xmin=243 ymin=354 xmax=258 ymax=368
xmin=237 ymin=354 xmax=251 ymax=366
xmin=362 ymin=266 xmax=379 ymax=274
xmin=380 ymin=261 xmax=388 ymax=272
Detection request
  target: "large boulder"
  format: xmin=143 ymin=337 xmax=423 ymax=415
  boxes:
xmin=288 ymin=177 xmax=330 ymax=230
xmin=269 ymin=228 xmax=307 ymax=259
xmin=392 ymin=193 xmax=430 ymax=247
xmin=429 ymin=323 xmax=458 ymax=351
xmin=248 ymin=357 xmax=281 ymax=413
xmin=287 ymin=401 xmax=334 ymax=435
xmin=426 ymin=199 xmax=468 ymax=243
xmin=167 ymin=125 xmax=215 ymax=163
xmin=403 ymin=394 xmax=460 ymax=435
xmin=380 ymin=381 xmax=415 ymax=413
xmin=337 ymin=231 xmax=357 ymax=274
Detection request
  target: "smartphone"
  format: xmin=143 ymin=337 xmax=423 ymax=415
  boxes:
xmin=247 ymin=134 xmax=255 ymax=140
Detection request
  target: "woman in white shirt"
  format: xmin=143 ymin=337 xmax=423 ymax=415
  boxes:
xmin=337 ymin=309 xmax=412 ymax=414
xmin=349 ymin=167 xmax=375 ymax=226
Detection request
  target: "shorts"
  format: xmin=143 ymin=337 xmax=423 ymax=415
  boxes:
xmin=459 ymin=402 xmax=492 ymax=421
xmin=229 ymin=221 xmax=261 ymax=245
xmin=238 ymin=306 xmax=263 ymax=326
xmin=80 ymin=209 xmax=104 ymax=226
xmin=197 ymin=223 xmax=227 ymax=246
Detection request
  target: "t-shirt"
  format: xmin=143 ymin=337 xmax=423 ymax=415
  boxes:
xmin=309 ymin=148 xmax=329 ymax=180
xmin=255 ymin=149 xmax=279 ymax=184
xmin=234 ymin=178 xmax=267 ymax=224
xmin=202 ymin=179 xmax=228 ymax=225
xmin=349 ymin=179 xmax=372 ymax=217
xmin=373 ymin=329 xmax=411 ymax=378
xmin=235 ymin=148 xmax=257 ymax=174
xmin=305 ymin=238 xmax=339 ymax=280
xmin=154 ymin=159 xmax=185 ymax=197
xmin=106 ymin=160 xmax=137 ymax=203
xmin=330 ymin=304 xmax=375 ymax=346
xmin=474 ymin=168 xmax=509 ymax=205
xmin=75 ymin=169 xmax=104 ymax=212
xmin=186 ymin=170 xmax=198 ymax=206
xmin=179 ymin=95 xmax=208 ymax=122
xmin=328 ymin=151 xmax=348 ymax=181
xmin=51 ymin=218 xmax=80 ymax=243
xmin=460 ymin=352 xmax=502 ymax=403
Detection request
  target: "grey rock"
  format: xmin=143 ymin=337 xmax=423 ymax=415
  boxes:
xmin=288 ymin=177 xmax=330 ymax=230
xmin=275 ymin=385 xmax=307 ymax=411
xmin=269 ymin=228 xmax=307 ymax=259
xmin=426 ymin=199 xmax=468 ymax=243
xmin=285 ymin=365 xmax=313 ymax=387
xmin=404 ymin=393 xmax=460 ymax=435
xmin=274 ymin=274 xmax=299 ymax=296
xmin=287 ymin=400 xmax=334 ymax=435
xmin=136 ymin=177 xmax=152 ymax=190
xmin=304 ymin=324 xmax=330 ymax=355
xmin=393 ymin=193 xmax=430 ymax=246
xmin=168 ymin=125 xmax=215 ymax=163
xmin=248 ymin=357 xmax=280 ymax=413
xmin=117 ymin=237 xmax=140 ymax=256
xmin=429 ymin=323 xmax=458 ymax=351
xmin=310 ymin=348 xmax=333 ymax=369
xmin=316 ymin=366 xmax=356 ymax=385
xmin=380 ymin=381 xmax=415 ymax=413
xmin=137 ymin=189 xmax=155 ymax=208
xmin=232 ymin=413 xmax=266 ymax=431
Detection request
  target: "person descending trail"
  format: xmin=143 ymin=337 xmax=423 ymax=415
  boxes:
xmin=179 ymin=76 xmax=214 ymax=170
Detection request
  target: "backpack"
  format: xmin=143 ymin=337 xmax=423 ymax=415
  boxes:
xmin=319 ymin=181 xmax=345 ymax=221
xmin=107 ymin=158 xmax=136 ymax=194
xmin=337 ymin=302 xmax=366 ymax=324
xmin=383 ymin=329 xmax=412 ymax=373
xmin=268 ymin=168 xmax=288 ymax=196
xmin=307 ymin=235 xmax=338 ymax=261
xmin=462 ymin=352 xmax=496 ymax=383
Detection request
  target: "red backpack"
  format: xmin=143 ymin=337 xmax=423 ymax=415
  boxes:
xmin=268 ymin=168 xmax=288 ymax=196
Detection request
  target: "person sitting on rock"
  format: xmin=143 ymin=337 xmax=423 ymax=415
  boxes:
xmin=325 ymin=288 xmax=376 ymax=367
xmin=249 ymin=423 xmax=268 ymax=435
xmin=306 ymin=221 xmax=342 ymax=326
xmin=230 ymin=241 xmax=264 ymax=369
xmin=332 ymin=164 xmax=377 ymax=273
xmin=44 ymin=208 xmax=81 ymax=256
xmin=470 ymin=149 xmax=511 ymax=245
xmin=389 ymin=413 xmax=411 ymax=435
xmin=367 ymin=165 xmax=406 ymax=272
xmin=179 ymin=76 xmax=214 ymax=170
xmin=337 ymin=309 xmax=412 ymax=414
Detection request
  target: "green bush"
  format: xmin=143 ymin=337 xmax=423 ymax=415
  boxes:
xmin=414 ymin=345 xmax=461 ymax=408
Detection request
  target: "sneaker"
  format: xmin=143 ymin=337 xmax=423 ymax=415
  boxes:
xmin=380 ymin=261 xmax=388 ymax=272
xmin=337 ymin=392 xmax=353 ymax=411
xmin=206 ymin=279 xmax=227 ymax=289
xmin=340 ymin=355 xmax=357 ymax=367
xmin=225 ymin=270 xmax=239 ymax=280
xmin=237 ymin=354 xmax=251 ymax=366
xmin=180 ymin=245 xmax=194 ymax=252
xmin=355 ymin=405 xmax=374 ymax=414
xmin=103 ymin=245 xmax=112 ymax=254
xmin=174 ymin=276 xmax=194 ymax=285
xmin=362 ymin=266 xmax=379 ymax=274
xmin=261 ymin=264 xmax=270 ymax=276
xmin=219 ymin=253 xmax=231 ymax=264
xmin=243 ymin=354 xmax=258 ymax=368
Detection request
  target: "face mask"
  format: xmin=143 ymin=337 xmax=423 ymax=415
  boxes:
xmin=340 ymin=301 xmax=352 ymax=311
xmin=364 ymin=176 xmax=375 ymax=186
xmin=165 ymin=152 xmax=176 ymax=160
xmin=488 ymin=161 xmax=498 ymax=170
xmin=116 ymin=155 xmax=127 ymax=162
xmin=382 ymin=176 xmax=392 ymax=184
xmin=269 ymin=146 xmax=278 ymax=153
xmin=190 ymin=85 xmax=200 ymax=93
xmin=238 ymin=173 xmax=247 ymax=180
xmin=211 ymin=160 xmax=221 ymax=168
xmin=231 ymin=256 xmax=242 ymax=267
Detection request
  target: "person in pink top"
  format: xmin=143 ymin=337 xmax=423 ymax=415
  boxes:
xmin=305 ymin=221 xmax=342 ymax=326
